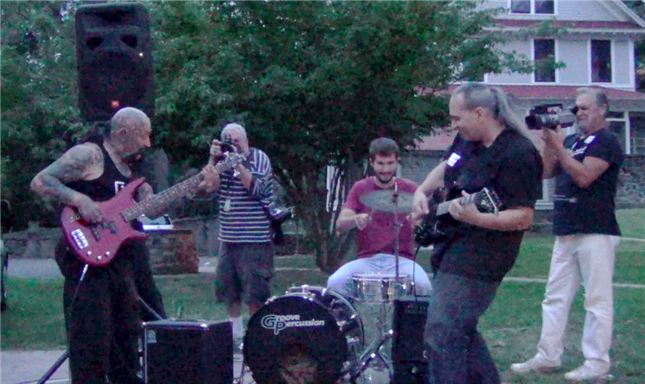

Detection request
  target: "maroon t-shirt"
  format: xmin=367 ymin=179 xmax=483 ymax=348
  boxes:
xmin=343 ymin=177 xmax=418 ymax=260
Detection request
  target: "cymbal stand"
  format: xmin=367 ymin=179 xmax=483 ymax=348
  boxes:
xmin=392 ymin=180 xmax=402 ymax=286
xmin=351 ymin=181 xmax=405 ymax=382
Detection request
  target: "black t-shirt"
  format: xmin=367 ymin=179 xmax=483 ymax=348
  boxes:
xmin=553 ymin=129 xmax=623 ymax=236
xmin=59 ymin=136 xmax=136 ymax=275
xmin=66 ymin=136 xmax=130 ymax=202
xmin=435 ymin=129 xmax=543 ymax=281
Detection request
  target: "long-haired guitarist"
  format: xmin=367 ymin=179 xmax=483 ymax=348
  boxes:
xmin=30 ymin=107 xmax=217 ymax=384
xmin=411 ymin=83 xmax=543 ymax=383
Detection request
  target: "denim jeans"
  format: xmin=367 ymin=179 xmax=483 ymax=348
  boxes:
xmin=424 ymin=271 xmax=501 ymax=384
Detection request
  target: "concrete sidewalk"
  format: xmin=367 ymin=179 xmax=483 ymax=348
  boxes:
xmin=1 ymin=350 xmax=70 ymax=384
xmin=0 ymin=349 xmax=252 ymax=384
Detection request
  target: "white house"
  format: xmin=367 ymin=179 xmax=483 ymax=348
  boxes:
xmin=408 ymin=0 xmax=645 ymax=208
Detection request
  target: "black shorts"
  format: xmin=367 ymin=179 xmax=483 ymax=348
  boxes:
xmin=214 ymin=241 xmax=274 ymax=308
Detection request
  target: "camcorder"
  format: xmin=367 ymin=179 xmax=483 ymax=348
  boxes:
xmin=525 ymin=104 xmax=578 ymax=130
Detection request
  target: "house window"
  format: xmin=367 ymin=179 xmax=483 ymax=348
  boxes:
xmin=511 ymin=0 xmax=554 ymax=14
xmin=591 ymin=40 xmax=612 ymax=83
xmin=607 ymin=111 xmax=627 ymax=153
xmin=629 ymin=112 xmax=645 ymax=155
xmin=534 ymin=39 xmax=556 ymax=82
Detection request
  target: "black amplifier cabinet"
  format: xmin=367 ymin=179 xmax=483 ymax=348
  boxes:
xmin=143 ymin=320 xmax=232 ymax=384
xmin=391 ymin=299 xmax=429 ymax=384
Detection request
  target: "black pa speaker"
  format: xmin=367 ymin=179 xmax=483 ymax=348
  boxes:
xmin=391 ymin=299 xmax=429 ymax=384
xmin=142 ymin=320 xmax=232 ymax=384
xmin=75 ymin=3 xmax=154 ymax=122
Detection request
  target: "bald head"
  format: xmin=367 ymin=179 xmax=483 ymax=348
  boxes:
xmin=110 ymin=107 xmax=151 ymax=136
xmin=107 ymin=107 xmax=152 ymax=158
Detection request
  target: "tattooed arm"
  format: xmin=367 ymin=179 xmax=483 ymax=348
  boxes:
xmin=30 ymin=143 xmax=105 ymax=223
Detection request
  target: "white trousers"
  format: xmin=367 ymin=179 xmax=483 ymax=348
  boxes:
xmin=327 ymin=253 xmax=432 ymax=298
xmin=536 ymin=234 xmax=620 ymax=371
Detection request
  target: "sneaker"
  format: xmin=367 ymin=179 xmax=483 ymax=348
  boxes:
xmin=510 ymin=357 xmax=560 ymax=374
xmin=564 ymin=364 xmax=610 ymax=382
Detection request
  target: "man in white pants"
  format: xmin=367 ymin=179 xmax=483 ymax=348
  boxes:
xmin=511 ymin=87 xmax=623 ymax=381
xmin=327 ymin=138 xmax=432 ymax=299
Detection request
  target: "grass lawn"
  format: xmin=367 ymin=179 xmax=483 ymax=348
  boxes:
xmin=1 ymin=209 xmax=643 ymax=383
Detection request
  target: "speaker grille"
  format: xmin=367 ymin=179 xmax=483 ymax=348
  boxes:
xmin=143 ymin=320 xmax=232 ymax=384
xmin=76 ymin=3 xmax=154 ymax=121
xmin=78 ymin=49 xmax=151 ymax=118
xmin=391 ymin=299 xmax=429 ymax=384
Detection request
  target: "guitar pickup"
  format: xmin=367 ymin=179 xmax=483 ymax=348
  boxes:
xmin=71 ymin=229 xmax=89 ymax=250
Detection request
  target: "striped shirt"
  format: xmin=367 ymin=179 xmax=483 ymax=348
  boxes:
xmin=216 ymin=148 xmax=273 ymax=243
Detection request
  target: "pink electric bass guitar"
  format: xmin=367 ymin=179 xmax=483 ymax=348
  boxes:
xmin=61 ymin=153 xmax=241 ymax=266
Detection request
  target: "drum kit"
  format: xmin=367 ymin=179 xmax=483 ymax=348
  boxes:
xmin=242 ymin=186 xmax=429 ymax=384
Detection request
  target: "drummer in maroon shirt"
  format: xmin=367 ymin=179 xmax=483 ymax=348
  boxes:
xmin=326 ymin=137 xmax=432 ymax=299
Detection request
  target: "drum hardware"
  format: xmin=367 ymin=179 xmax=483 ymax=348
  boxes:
xmin=349 ymin=274 xmax=413 ymax=383
xmin=349 ymin=329 xmax=394 ymax=382
xmin=244 ymin=286 xmax=364 ymax=384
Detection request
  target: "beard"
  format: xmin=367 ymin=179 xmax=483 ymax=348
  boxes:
xmin=123 ymin=150 xmax=146 ymax=172
xmin=375 ymin=173 xmax=394 ymax=185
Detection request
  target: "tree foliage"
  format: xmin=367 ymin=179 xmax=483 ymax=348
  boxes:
xmin=2 ymin=1 xmax=535 ymax=271
xmin=623 ymin=0 xmax=645 ymax=91
xmin=150 ymin=1 xmax=535 ymax=271
xmin=1 ymin=1 xmax=82 ymax=230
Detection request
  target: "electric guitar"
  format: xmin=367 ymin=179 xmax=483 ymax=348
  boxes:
xmin=61 ymin=153 xmax=242 ymax=266
xmin=414 ymin=187 xmax=502 ymax=247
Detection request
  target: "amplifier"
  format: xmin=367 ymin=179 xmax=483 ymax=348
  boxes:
xmin=142 ymin=320 xmax=232 ymax=384
xmin=391 ymin=299 xmax=429 ymax=384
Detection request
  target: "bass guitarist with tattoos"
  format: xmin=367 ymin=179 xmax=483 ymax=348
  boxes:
xmin=30 ymin=107 xmax=217 ymax=384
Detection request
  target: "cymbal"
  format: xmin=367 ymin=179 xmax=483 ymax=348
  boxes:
xmin=359 ymin=190 xmax=414 ymax=214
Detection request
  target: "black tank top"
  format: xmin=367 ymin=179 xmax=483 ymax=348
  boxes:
xmin=66 ymin=136 xmax=130 ymax=202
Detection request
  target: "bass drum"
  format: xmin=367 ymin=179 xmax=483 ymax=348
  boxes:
xmin=244 ymin=285 xmax=364 ymax=384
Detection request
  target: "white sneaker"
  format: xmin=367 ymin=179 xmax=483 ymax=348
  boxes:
xmin=564 ymin=364 xmax=610 ymax=382
xmin=510 ymin=356 xmax=560 ymax=374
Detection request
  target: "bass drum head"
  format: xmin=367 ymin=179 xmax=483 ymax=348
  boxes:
xmin=244 ymin=291 xmax=355 ymax=384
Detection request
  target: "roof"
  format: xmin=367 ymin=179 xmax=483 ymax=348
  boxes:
xmin=487 ymin=85 xmax=645 ymax=101
xmin=492 ymin=19 xmax=645 ymax=31
xmin=498 ymin=85 xmax=645 ymax=111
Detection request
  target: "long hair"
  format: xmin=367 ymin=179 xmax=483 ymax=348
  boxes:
xmin=453 ymin=83 xmax=531 ymax=139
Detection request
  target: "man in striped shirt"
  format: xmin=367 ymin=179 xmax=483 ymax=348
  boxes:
xmin=203 ymin=123 xmax=275 ymax=341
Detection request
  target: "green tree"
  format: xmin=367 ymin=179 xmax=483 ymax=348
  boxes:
xmin=623 ymin=0 xmax=645 ymax=91
xmin=150 ymin=1 xmax=532 ymax=271
xmin=2 ymin=1 xmax=536 ymax=272
xmin=1 ymin=1 xmax=82 ymax=230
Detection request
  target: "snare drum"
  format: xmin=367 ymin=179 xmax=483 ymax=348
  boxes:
xmin=352 ymin=273 xmax=413 ymax=303
xmin=244 ymin=286 xmax=364 ymax=384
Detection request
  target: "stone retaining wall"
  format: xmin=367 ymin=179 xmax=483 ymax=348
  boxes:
xmin=617 ymin=155 xmax=645 ymax=208
xmin=3 ymin=156 xmax=643 ymax=262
